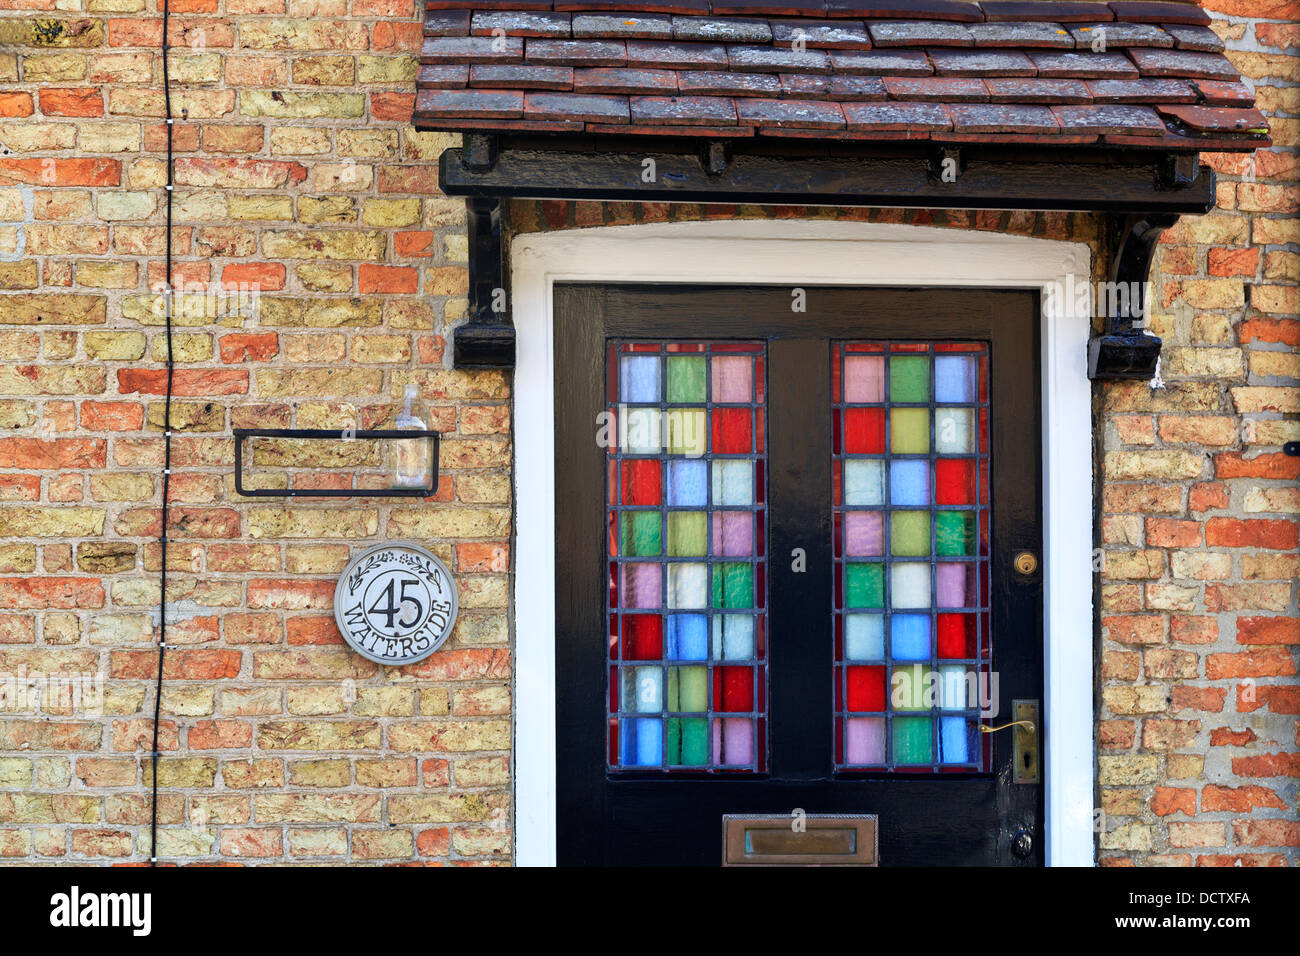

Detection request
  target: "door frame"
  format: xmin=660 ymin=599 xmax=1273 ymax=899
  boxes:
xmin=509 ymin=218 xmax=1096 ymax=867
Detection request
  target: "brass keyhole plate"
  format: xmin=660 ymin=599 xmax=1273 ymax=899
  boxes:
xmin=1014 ymin=551 xmax=1037 ymax=576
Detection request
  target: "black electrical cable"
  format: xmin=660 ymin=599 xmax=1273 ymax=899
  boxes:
xmin=150 ymin=0 xmax=175 ymax=868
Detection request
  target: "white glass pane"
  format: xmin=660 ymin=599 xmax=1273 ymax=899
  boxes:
xmin=624 ymin=407 xmax=661 ymax=454
xmin=844 ymin=459 xmax=884 ymax=506
xmin=935 ymin=407 xmax=973 ymax=454
xmin=667 ymin=563 xmax=708 ymax=609
xmin=711 ymin=460 xmax=753 ymax=506
xmin=844 ymin=613 xmax=884 ymax=660
xmin=890 ymin=562 xmax=931 ymax=609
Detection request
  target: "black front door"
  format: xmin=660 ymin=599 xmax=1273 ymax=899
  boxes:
xmin=555 ymin=284 xmax=1043 ymax=866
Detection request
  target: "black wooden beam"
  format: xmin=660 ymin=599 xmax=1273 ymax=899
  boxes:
xmin=454 ymin=195 xmax=514 ymax=369
xmin=1087 ymin=212 xmax=1180 ymax=381
xmin=440 ymin=141 xmax=1216 ymax=214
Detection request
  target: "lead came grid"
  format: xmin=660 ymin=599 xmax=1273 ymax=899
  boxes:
xmin=832 ymin=342 xmax=993 ymax=773
xmin=607 ymin=341 xmax=767 ymax=772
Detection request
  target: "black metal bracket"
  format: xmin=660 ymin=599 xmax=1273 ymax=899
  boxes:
xmin=233 ymin=428 xmax=440 ymax=498
xmin=454 ymin=191 xmax=515 ymax=369
xmin=1087 ymin=212 xmax=1182 ymax=381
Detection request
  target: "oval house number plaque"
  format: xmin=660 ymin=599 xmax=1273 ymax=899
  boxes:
xmin=334 ymin=543 xmax=459 ymax=665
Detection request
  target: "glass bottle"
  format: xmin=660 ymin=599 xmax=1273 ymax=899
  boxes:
xmin=391 ymin=383 xmax=432 ymax=490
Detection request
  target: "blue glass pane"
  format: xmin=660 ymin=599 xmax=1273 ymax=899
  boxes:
xmin=939 ymin=716 xmax=968 ymax=764
xmin=621 ymin=717 xmax=662 ymax=766
xmin=620 ymin=355 xmax=660 ymax=403
xmin=889 ymin=459 xmax=930 ymax=506
xmin=891 ymin=614 xmax=931 ymax=660
xmin=667 ymin=460 xmax=707 ymax=506
xmin=934 ymin=355 xmax=975 ymax=403
xmin=666 ymin=614 xmax=708 ymax=660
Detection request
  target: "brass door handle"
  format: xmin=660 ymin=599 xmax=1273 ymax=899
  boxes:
xmin=978 ymin=719 xmax=1034 ymax=734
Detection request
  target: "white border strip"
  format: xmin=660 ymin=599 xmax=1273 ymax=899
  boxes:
xmin=511 ymin=219 xmax=1095 ymax=867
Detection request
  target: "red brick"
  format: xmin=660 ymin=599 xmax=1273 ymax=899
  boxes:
xmin=1203 ymin=785 xmax=1285 ymax=812
xmin=219 ymin=333 xmax=279 ymax=363
xmin=1213 ymin=452 xmax=1300 ymax=480
xmin=38 ymin=88 xmax=104 ymax=117
xmin=80 ymin=401 xmax=144 ymax=432
xmin=1239 ymin=318 xmax=1300 ymax=347
xmin=0 ymin=439 xmax=106 ymax=470
xmin=359 ymin=265 xmax=419 ymax=294
xmin=415 ymin=827 xmax=450 ymax=856
xmin=1207 ymin=246 xmax=1258 ymax=276
xmin=1171 ymin=685 xmax=1225 ymax=713
xmin=1102 ymin=615 xmax=1165 ymax=645
xmin=1171 ymin=616 xmax=1217 ymax=645
xmin=110 ymin=649 xmax=241 ymax=680
xmin=1188 ymin=481 xmax=1228 ymax=512
xmin=1204 ymin=517 xmax=1298 ymax=549
xmin=1196 ymin=853 xmax=1288 ymax=867
xmin=1236 ymin=617 xmax=1299 ymax=646
xmin=1099 ymin=719 xmax=1135 ymax=748
xmin=286 ymin=615 xmax=343 ymax=646
xmin=1145 ymin=517 xmax=1201 ymax=548
xmin=0 ymin=93 xmax=34 ymax=117
xmin=1210 ymin=726 xmax=1257 ymax=746
xmin=1232 ymin=753 xmax=1300 ymax=777
xmin=1151 ymin=787 xmax=1195 ymax=817
xmin=0 ymin=159 xmax=119 ymax=187
xmin=222 ymin=263 xmax=284 ymax=291
xmin=1232 ymin=820 xmax=1300 ymax=847
xmin=0 ymin=578 xmax=105 ymax=609
xmin=1238 ymin=685 xmax=1300 ymax=715
xmin=1207 ymin=648 xmax=1296 ymax=679
xmin=117 ymin=369 xmax=249 ymax=396
xmin=189 ymin=720 xmax=253 ymax=749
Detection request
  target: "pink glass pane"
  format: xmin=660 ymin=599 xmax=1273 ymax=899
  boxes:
xmin=844 ymin=511 xmax=884 ymax=557
xmin=845 ymin=717 xmax=886 ymax=764
xmin=711 ymin=356 xmax=752 ymax=403
xmin=621 ymin=562 xmax=661 ymax=610
xmin=844 ymin=355 xmax=885 ymax=403
xmin=711 ymin=512 xmax=754 ymax=556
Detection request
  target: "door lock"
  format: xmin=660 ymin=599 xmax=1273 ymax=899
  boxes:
xmin=1011 ymin=829 xmax=1033 ymax=859
xmin=1013 ymin=551 xmax=1038 ymax=575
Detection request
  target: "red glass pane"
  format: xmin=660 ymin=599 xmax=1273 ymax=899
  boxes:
xmin=715 ymin=666 xmax=754 ymax=712
xmin=846 ymin=665 xmax=886 ymax=711
xmin=712 ymin=407 xmax=752 ymax=454
xmin=621 ymin=459 xmax=662 ymax=506
xmin=622 ymin=614 xmax=663 ymax=660
xmin=935 ymin=458 xmax=974 ymax=505
xmin=843 ymin=408 xmax=885 ymax=454
xmin=937 ymin=613 xmax=977 ymax=659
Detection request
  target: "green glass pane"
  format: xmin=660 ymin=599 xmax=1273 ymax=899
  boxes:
xmin=890 ymin=408 xmax=930 ymax=454
xmin=712 ymin=562 xmax=754 ymax=609
xmin=666 ymin=511 xmax=707 ymax=556
xmin=669 ymin=665 xmax=708 ymax=712
xmin=845 ymin=562 xmax=884 ymax=609
xmin=936 ymin=511 xmax=974 ymax=556
xmin=893 ymin=716 xmax=933 ymax=765
xmin=666 ymin=355 xmax=706 ymax=404
xmin=666 ymin=717 xmax=681 ymax=763
xmin=682 ymin=716 xmax=709 ymax=765
xmin=891 ymin=511 xmax=931 ymax=557
xmin=889 ymin=356 xmax=930 ymax=403
xmin=621 ymin=511 xmax=661 ymax=556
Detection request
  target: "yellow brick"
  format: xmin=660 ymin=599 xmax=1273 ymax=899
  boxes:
xmin=362 ymin=198 xmax=420 ymax=228
xmin=84 ymin=331 xmax=146 ymax=360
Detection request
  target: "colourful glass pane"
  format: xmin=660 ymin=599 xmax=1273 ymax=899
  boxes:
xmin=893 ymin=717 xmax=932 ymax=764
xmin=844 ymin=459 xmax=885 ymax=506
xmin=609 ymin=342 xmax=767 ymax=772
xmin=845 ymin=562 xmax=884 ymax=608
xmin=844 ymin=511 xmax=884 ymax=556
xmin=844 ymin=355 xmax=885 ymax=403
xmin=844 ymin=408 xmax=886 ymax=453
xmin=889 ymin=356 xmax=929 ymax=403
xmin=666 ymin=355 xmax=706 ymax=403
xmin=844 ymin=614 xmax=884 ymax=660
xmin=845 ymin=717 xmax=886 ymax=764
xmin=890 ymin=408 xmax=930 ymax=454
xmin=890 ymin=511 xmax=930 ymax=557
xmin=666 ymin=511 xmax=706 ymax=556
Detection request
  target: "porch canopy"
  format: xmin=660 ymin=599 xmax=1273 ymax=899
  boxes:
xmin=411 ymin=0 xmax=1268 ymax=373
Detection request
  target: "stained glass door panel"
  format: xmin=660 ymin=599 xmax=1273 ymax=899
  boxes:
xmin=832 ymin=343 xmax=993 ymax=772
xmin=606 ymin=342 xmax=768 ymax=771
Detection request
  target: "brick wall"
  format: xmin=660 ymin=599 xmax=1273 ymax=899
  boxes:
xmin=0 ymin=0 xmax=1295 ymax=866
xmin=0 ymin=2 xmax=513 ymax=864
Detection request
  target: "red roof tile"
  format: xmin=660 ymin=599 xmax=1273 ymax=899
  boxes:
xmin=413 ymin=0 xmax=1267 ymax=150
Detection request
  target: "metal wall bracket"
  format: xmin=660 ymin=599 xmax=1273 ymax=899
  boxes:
xmin=1088 ymin=211 xmax=1183 ymax=381
xmin=454 ymin=195 xmax=515 ymax=369
xmin=233 ymin=428 xmax=441 ymax=498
